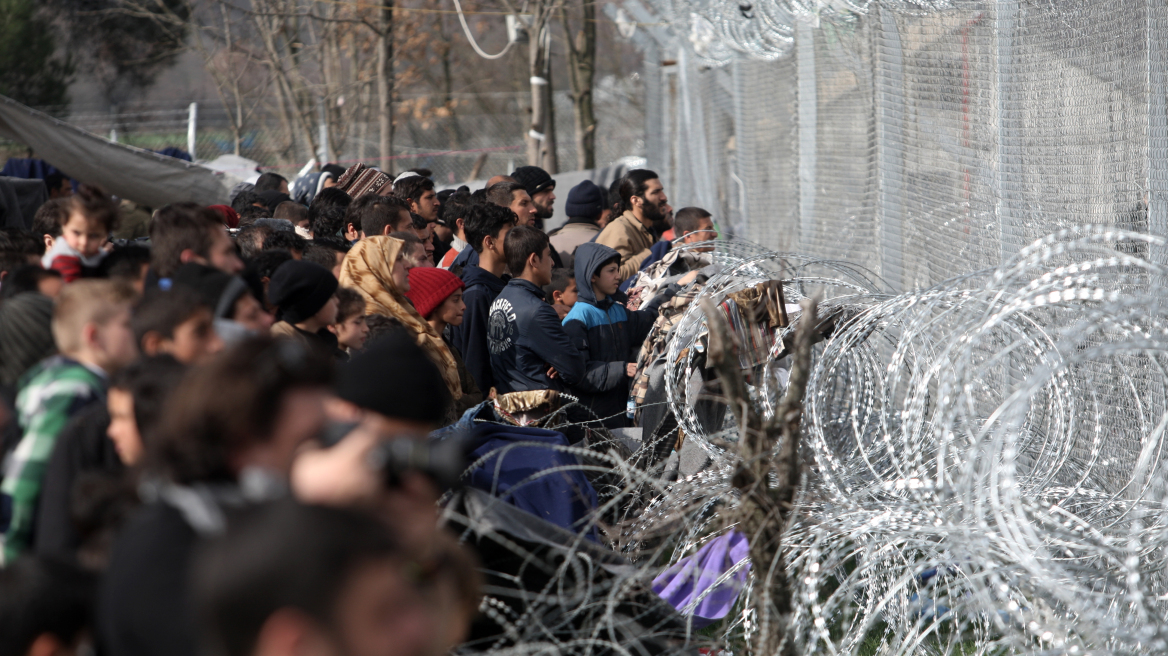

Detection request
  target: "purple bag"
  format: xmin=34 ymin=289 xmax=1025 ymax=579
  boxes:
xmin=651 ymin=530 xmax=752 ymax=628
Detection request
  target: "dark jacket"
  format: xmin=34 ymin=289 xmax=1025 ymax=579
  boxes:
xmin=34 ymin=403 xmax=122 ymax=562
xmin=449 ymin=264 xmax=507 ymax=393
xmin=562 ymin=243 xmax=674 ymax=427
xmin=99 ymin=502 xmax=199 ymax=656
xmin=488 ymin=278 xmax=584 ymax=394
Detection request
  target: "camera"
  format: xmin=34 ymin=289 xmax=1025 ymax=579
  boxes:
xmin=367 ymin=435 xmax=469 ymax=492
xmin=319 ymin=420 xmax=470 ymax=491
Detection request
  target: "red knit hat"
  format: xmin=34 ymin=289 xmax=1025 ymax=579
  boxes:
xmin=405 ymin=267 xmax=465 ymax=318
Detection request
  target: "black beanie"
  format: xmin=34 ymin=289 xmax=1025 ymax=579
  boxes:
xmin=336 ymin=330 xmax=449 ymax=424
xmin=510 ymin=165 xmax=554 ymax=197
xmin=268 ymin=260 xmax=338 ymax=324
xmin=565 ymin=179 xmax=605 ymax=218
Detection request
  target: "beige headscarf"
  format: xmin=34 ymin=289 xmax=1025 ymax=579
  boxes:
xmin=339 ymin=236 xmax=463 ymax=401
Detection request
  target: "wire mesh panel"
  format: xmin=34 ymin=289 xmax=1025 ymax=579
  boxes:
xmin=636 ymin=0 xmax=1160 ymax=292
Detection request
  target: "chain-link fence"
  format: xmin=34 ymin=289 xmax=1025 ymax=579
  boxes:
xmin=1 ymin=80 xmax=645 ymax=184
xmin=623 ymin=0 xmax=1166 ymax=293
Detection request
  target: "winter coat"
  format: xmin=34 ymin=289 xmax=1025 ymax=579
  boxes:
xmin=595 ymin=210 xmax=656 ymax=281
xmin=448 ymin=264 xmax=507 ymax=394
xmin=562 ymin=243 xmax=676 ymax=428
xmin=488 ymin=278 xmax=584 ymax=394
xmin=549 ymin=219 xmax=601 ymax=271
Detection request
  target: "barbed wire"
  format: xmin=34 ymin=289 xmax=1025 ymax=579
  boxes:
xmin=449 ymin=227 xmax=1168 ymax=656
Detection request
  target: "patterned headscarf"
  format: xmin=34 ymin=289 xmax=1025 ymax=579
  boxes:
xmin=338 ymin=237 xmax=462 ymax=401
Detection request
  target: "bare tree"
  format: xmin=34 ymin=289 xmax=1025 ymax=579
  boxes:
xmin=560 ymin=0 xmax=596 ymax=170
xmin=700 ymin=296 xmax=817 ymax=656
xmin=522 ymin=0 xmax=560 ymax=173
xmin=376 ymin=0 xmax=394 ymax=168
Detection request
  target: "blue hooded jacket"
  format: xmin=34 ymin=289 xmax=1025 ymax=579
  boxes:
xmin=448 ymin=263 xmax=506 ymax=394
xmin=488 ymin=278 xmax=585 ymax=394
xmin=562 ymin=243 xmax=676 ymax=427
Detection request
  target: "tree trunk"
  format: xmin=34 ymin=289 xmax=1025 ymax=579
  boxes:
xmin=562 ymin=0 xmax=596 ymax=170
xmin=526 ymin=6 xmax=558 ymax=173
xmin=377 ymin=0 xmax=395 ymax=171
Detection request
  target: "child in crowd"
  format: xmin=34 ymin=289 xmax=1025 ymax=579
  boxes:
xmin=130 ymin=287 xmax=223 ymax=364
xmin=544 ymin=267 xmax=578 ymax=320
xmin=562 ymin=242 xmax=693 ymax=429
xmin=106 ymin=355 xmax=188 ymax=467
xmin=405 ymin=267 xmax=482 ymax=410
xmin=488 ymin=226 xmax=583 ymax=395
xmin=0 ymin=280 xmax=139 ymax=563
xmin=41 ymin=185 xmax=119 ymax=282
xmin=268 ymin=260 xmax=343 ymax=356
xmin=330 ymin=287 xmax=369 ymax=353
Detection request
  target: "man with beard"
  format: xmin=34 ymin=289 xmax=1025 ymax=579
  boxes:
xmin=596 ymin=169 xmax=672 ymax=281
xmin=510 ymin=166 xmax=556 ymax=231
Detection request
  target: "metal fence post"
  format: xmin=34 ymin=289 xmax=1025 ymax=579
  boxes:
xmin=875 ymin=8 xmax=906 ymax=292
xmin=187 ymin=102 xmax=198 ymax=161
xmin=797 ymin=20 xmax=817 ymax=253
xmin=996 ymin=0 xmax=1020 ymax=265
xmin=1149 ymin=0 xmax=1168 ymax=276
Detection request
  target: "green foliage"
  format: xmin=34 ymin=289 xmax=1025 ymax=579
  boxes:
xmin=0 ymin=0 xmax=73 ymax=108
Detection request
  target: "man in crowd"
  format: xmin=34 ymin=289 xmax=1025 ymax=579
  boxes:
xmin=438 ymin=190 xmax=473 ymax=269
xmin=486 ymin=181 xmax=537 ymax=227
xmin=346 ymin=195 xmax=413 ymax=241
xmin=150 ymin=203 xmax=245 ymax=281
xmin=597 ymin=169 xmax=671 ymax=280
xmin=448 ymin=203 xmax=514 ymax=395
xmin=549 ymin=179 xmax=606 ymax=270
xmin=511 ymin=166 xmax=556 ymax=231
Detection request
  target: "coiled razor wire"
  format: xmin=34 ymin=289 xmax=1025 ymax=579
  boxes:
xmin=449 ymin=227 xmax=1168 ymax=656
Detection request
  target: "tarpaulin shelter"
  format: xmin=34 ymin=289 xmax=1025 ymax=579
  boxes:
xmin=0 ymin=95 xmax=243 ymax=209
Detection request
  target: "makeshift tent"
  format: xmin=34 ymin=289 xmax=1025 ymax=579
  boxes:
xmin=0 ymin=95 xmax=243 ymax=208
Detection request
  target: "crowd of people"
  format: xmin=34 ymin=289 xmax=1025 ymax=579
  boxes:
xmin=0 ymin=160 xmax=720 ymax=656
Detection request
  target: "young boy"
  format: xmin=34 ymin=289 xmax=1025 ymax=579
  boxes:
xmin=543 ymin=268 xmax=578 ymax=320
xmin=448 ymin=203 xmax=514 ymax=395
xmin=41 ymin=186 xmax=119 ymax=283
xmin=268 ymin=260 xmax=342 ymax=356
xmin=488 ymin=226 xmax=583 ymax=394
xmin=330 ymin=287 xmax=369 ymax=353
xmin=106 ymin=355 xmax=188 ymax=467
xmin=131 ymin=287 xmax=224 ymax=364
xmin=562 ymin=242 xmax=692 ymax=428
xmin=0 ymin=280 xmax=138 ymax=563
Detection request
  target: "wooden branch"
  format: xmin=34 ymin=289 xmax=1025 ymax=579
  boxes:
xmin=699 ymin=295 xmax=818 ymax=656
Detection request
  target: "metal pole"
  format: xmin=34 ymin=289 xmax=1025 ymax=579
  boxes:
xmin=187 ymin=102 xmax=198 ymax=160
xmin=996 ymin=0 xmax=1019 ymax=264
xmin=797 ymin=20 xmax=817 ymax=253
xmin=1148 ymin=0 xmax=1168 ymax=275
xmin=876 ymin=8 xmax=906 ymax=292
